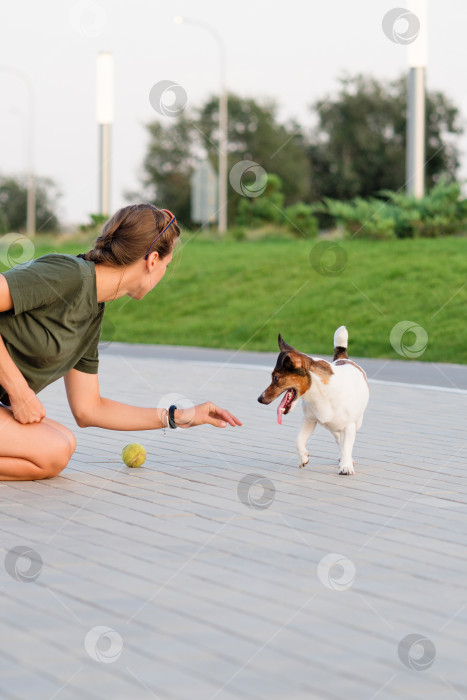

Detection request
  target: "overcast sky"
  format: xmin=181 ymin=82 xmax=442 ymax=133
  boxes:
xmin=1 ymin=0 xmax=466 ymax=226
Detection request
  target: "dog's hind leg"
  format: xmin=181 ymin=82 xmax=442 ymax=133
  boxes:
xmin=331 ymin=430 xmax=350 ymax=471
xmin=297 ymin=417 xmax=317 ymax=468
xmin=338 ymin=423 xmax=357 ymax=475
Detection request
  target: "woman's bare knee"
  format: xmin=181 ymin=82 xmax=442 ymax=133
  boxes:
xmin=35 ymin=434 xmax=72 ymax=477
xmin=69 ymin=432 xmax=77 ymax=456
xmin=41 ymin=418 xmax=77 ymax=458
xmin=0 ymin=407 xmax=76 ymax=479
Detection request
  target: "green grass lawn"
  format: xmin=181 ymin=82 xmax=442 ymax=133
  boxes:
xmin=2 ymin=233 xmax=467 ymax=363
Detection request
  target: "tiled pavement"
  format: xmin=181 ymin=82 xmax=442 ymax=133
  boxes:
xmin=1 ymin=345 xmax=466 ymax=699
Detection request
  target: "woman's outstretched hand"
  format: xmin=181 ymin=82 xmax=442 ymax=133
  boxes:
xmin=174 ymin=402 xmax=242 ymax=429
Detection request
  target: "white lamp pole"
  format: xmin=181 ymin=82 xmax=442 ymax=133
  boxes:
xmin=406 ymin=0 xmax=428 ymax=198
xmin=174 ymin=17 xmax=228 ymax=233
xmin=0 ymin=66 xmax=35 ymax=236
xmin=96 ymin=52 xmax=114 ymax=216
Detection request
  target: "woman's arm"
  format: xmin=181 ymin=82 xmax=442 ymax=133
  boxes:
xmin=64 ymin=369 xmax=241 ymax=430
xmin=88 ymin=396 xmax=169 ymax=430
xmin=0 ymin=275 xmax=23 ymax=392
xmin=64 ymin=369 xmax=164 ymax=429
xmin=0 ymin=275 xmax=47 ymax=423
xmin=0 ymin=333 xmax=28 ymax=396
xmin=0 ymin=333 xmax=47 ymax=423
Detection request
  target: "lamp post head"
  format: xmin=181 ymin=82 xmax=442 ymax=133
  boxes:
xmin=96 ymin=52 xmax=114 ymax=124
xmin=406 ymin=0 xmax=428 ymax=68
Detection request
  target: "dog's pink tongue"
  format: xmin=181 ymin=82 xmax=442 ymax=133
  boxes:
xmin=277 ymin=392 xmax=289 ymax=425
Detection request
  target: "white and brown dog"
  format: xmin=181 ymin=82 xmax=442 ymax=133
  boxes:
xmin=258 ymin=327 xmax=369 ymax=475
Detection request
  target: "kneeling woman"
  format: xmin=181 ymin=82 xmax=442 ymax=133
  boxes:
xmin=0 ymin=204 xmax=241 ymax=480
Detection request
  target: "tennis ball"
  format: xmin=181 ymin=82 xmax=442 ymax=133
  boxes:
xmin=121 ymin=443 xmax=146 ymax=468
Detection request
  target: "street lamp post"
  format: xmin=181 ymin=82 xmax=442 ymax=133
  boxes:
xmin=96 ymin=52 xmax=114 ymax=216
xmin=0 ymin=66 xmax=35 ymax=236
xmin=174 ymin=17 xmax=228 ymax=233
xmin=406 ymin=0 xmax=427 ymax=199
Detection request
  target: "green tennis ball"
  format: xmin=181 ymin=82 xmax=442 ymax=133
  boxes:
xmin=121 ymin=443 xmax=146 ymax=468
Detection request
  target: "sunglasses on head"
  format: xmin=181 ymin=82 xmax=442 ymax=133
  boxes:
xmin=144 ymin=206 xmax=177 ymax=260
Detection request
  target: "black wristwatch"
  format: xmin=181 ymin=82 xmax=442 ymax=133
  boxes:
xmin=168 ymin=404 xmax=178 ymax=429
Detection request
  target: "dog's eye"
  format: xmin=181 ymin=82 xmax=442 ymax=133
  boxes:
xmin=272 ymin=375 xmax=279 ymax=385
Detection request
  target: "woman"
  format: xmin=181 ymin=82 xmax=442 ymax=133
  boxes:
xmin=0 ymin=204 xmax=241 ymax=481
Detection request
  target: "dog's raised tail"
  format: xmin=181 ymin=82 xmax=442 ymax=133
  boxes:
xmin=333 ymin=325 xmax=348 ymax=361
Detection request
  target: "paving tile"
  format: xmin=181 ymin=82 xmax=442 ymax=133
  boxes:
xmin=1 ymin=350 xmax=466 ymax=699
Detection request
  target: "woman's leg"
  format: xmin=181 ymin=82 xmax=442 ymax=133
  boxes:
xmin=0 ymin=405 xmax=77 ymax=481
xmin=41 ymin=416 xmax=77 ymax=454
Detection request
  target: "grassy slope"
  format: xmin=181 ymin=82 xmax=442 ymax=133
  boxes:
xmin=3 ymin=235 xmax=467 ymax=363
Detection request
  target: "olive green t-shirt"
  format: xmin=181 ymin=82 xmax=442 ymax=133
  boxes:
xmin=0 ymin=253 xmax=105 ymax=405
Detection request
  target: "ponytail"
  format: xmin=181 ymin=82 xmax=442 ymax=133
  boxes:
xmin=81 ymin=204 xmax=180 ymax=267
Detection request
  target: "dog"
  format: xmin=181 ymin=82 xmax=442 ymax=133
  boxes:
xmin=257 ymin=326 xmax=369 ymax=475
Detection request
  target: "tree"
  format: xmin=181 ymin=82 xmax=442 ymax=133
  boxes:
xmin=139 ymin=95 xmax=310 ymax=228
xmin=0 ymin=175 xmax=60 ymax=233
xmin=308 ymin=74 xmax=462 ymax=202
xmin=137 ymin=79 xmax=463 ymax=225
xmin=141 ymin=116 xmax=197 ymax=226
xmin=198 ymin=94 xmax=310 ymax=223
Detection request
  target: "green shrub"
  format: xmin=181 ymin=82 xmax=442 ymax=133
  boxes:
xmin=79 ymin=213 xmax=108 ymax=233
xmin=283 ymin=202 xmax=318 ymax=238
xmin=227 ymin=226 xmax=247 ymax=241
xmin=381 ymin=181 xmax=467 ymax=237
xmin=323 ymin=197 xmax=396 ymax=239
xmin=234 ymin=174 xmax=319 ymax=238
xmin=323 ymin=180 xmax=467 ymax=239
xmin=234 ymin=174 xmax=285 ymax=228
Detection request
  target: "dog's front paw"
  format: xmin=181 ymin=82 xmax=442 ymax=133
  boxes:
xmin=338 ymin=459 xmax=355 ymax=475
xmin=299 ymin=453 xmax=309 ymax=469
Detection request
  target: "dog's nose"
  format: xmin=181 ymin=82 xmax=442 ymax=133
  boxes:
xmin=257 ymin=394 xmax=264 ymax=404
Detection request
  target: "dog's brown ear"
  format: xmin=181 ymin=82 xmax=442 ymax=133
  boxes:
xmin=278 ymin=334 xmax=295 ymax=353
xmin=282 ymin=351 xmax=310 ymax=371
xmin=282 ymin=353 xmax=295 ymax=370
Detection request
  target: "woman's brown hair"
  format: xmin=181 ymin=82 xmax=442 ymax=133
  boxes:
xmin=81 ymin=204 xmax=181 ymax=267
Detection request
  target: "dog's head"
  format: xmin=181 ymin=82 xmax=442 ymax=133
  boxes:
xmin=257 ymin=335 xmax=312 ymax=424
